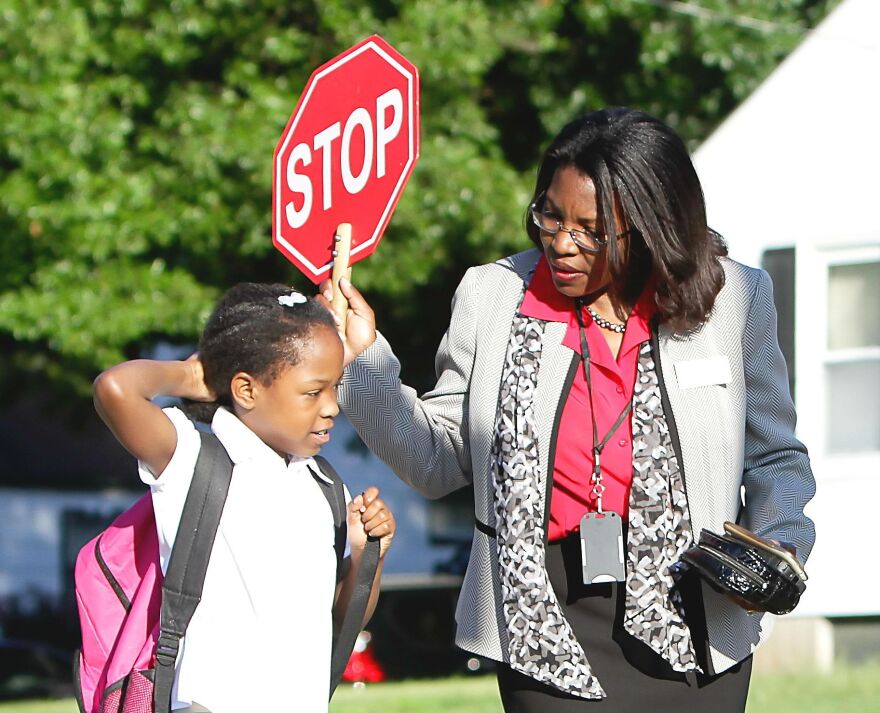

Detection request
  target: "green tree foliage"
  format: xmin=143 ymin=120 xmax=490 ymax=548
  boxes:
xmin=0 ymin=0 xmax=840 ymax=407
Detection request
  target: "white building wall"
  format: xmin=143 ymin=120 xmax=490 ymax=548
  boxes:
xmin=694 ymin=0 xmax=880 ymax=618
xmin=695 ymin=0 xmax=880 ymax=271
xmin=792 ymin=243 xmax=880 ymax=617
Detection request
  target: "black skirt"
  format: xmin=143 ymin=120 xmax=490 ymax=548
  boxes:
xmin=496 ymin=535 xmax=752 ymax=713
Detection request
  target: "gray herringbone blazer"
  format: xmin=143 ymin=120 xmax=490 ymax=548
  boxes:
xmin=339 ymin=248 xmax=816 ymax=675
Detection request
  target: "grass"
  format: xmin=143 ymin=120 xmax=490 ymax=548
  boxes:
xmin=332 ymin=677 xmax=501 ymax=713
xmin=3 ymin=662 xmax=878 ymax=713
xmin=0 ymin=703 xmax=75 ymax=713
xmin=744 ymin=662 xmax=880 ymax=713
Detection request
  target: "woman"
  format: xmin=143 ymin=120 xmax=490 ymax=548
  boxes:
xmin=326 ymin=108 xmax=815 ymax=711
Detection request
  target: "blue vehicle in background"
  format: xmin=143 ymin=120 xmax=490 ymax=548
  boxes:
xmin=0 ymin=402 xmax=482 ymax=697
xmin=321 ymin=415 xmax=481 ymax=679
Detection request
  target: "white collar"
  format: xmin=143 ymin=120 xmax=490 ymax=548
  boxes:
xmin=210 ymin=407 xmax=330 ymax=483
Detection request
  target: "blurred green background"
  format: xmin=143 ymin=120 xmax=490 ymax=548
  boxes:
xmin=0 ymin=0 xmax=840 ymax=409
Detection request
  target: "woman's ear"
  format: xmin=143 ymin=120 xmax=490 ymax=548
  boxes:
xmin=230 ymin=372 xmax=259 ymax=411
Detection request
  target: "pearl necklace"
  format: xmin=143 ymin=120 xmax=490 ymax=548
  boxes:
xmin=587 ymin=305 xmax=626 ymax=334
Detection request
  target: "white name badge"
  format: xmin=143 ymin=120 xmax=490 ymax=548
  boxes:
xmin=674 ymin=356 xmax=731 ymax=389
xmin=580 ymin=512 xmax=626 ymax=584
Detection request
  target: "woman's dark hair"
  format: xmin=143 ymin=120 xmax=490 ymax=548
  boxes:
xmin=183 ymin=283 xmax=336 ymax=421
xmin=526 ymin=107 xmax=728 ymax=331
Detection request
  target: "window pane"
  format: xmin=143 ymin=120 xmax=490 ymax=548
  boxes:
xmin=828 ymin=261 xmax=880 ymax=350
xmin=826 ymin=360 xmax=880 ymax=453
xmin=762 ymin=248 xmax=796 ymax=400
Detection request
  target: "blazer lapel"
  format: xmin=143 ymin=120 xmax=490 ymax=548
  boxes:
xmin=534 ymin=321 xmax=575 ymax=504
xmin=469 ymin=255 xmax=538 ymax=528
xmin=470 ymin=250 xmax=585 ymax=528
xmin=655 ymin=318 xmax=745 ymax=540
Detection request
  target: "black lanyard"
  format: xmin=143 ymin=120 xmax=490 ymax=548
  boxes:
xmin=574 ymin=298 xmax=633 ymax=512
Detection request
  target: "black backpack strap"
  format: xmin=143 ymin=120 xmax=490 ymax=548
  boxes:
xmin=330 ymin=536 xmax=379 ymax=697
xmin=312 ymin=455 xmax=347 ymax=577
xmin=311 ymin=456 xmax=382 ymax=699
xmin=153 ymin=431 xmax=233 ymax=713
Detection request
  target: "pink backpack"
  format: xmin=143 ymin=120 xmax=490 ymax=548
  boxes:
xmin=74 ymin=493 xmax=161 ymax=711
xmin=73 ymin=432 xmax=232 ymax=713
xmin=73 ymin=432 xmax=378 ymax=712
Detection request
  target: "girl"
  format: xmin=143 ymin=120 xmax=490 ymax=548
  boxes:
xmin=93 ymin=282 xmax=395 ymax=713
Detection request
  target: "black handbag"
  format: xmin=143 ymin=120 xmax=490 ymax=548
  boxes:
xmin=680 ymin=522 xmax=807 ymax=615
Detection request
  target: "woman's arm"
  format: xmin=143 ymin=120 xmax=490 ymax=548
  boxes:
xmin=740 ymin=270 xmax=817 ymax=565
xmin=329 ymin=271 xmax=483 ymax=500
xmin=93 ymin=357 xmax=213 ymax=477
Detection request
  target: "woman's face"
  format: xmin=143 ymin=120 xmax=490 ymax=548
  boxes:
xmin=538 ymin=165 xmax=622 ymax=299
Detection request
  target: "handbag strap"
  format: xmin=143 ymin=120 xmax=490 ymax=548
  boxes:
xmin=153 ymin=431 xmax=233 ymax=713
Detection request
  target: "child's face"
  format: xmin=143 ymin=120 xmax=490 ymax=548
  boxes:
xmin=245 ymin=325 xmax=344 ymax=458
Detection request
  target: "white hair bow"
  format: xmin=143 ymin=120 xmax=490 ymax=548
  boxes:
xmin=277 ymin=291 xmax=307 ymax=307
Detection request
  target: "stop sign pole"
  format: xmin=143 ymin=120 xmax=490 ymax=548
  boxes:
xmin=330 ymin=223 xmax=352 ymax=325
xmin=272 ymin=35 xmax=420 ymax=326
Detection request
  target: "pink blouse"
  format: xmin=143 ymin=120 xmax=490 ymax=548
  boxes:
xmin=519 ymin=257 xmax=657 ymax=541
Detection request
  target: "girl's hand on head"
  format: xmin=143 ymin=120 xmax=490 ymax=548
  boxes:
xmin=347 ymin=486 xmax=395 ymax=558
xmin=316 ymin=278 xmax=376 ymax=367
xmin=183 ymin=354 xmax=216 ymax=402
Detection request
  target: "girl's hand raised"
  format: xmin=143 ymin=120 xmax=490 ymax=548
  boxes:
xmin=316 ymin=277 xmax=376 ymax=367
xmin=347 ymin=487 xmax=395 ymax=558
xmin=182 ymin=354 xmax=216 ymax=402
xmin=94 ymin=357 xmax=216 ymax=477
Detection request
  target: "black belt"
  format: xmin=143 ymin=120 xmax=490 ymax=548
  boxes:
xmin=475 ymin=519 xmax=497 ymax=538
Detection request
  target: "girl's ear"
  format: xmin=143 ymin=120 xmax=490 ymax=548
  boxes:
xmin=230 ymin=372 xmax=259 ymax=410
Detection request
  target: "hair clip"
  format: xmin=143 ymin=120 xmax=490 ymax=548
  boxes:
xmin=278 ymin=291 xmax=307 ymax=307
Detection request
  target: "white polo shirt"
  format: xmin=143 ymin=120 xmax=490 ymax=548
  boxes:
xmin=139 ymin=406 xmax=348 ymax=713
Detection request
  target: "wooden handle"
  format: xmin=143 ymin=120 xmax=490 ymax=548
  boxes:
xmin=331 ymin=223 xmax=352 ymax=331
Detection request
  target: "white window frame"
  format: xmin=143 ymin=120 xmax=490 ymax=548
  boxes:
xmin=795 ymin=243 xmax=880 ymax=471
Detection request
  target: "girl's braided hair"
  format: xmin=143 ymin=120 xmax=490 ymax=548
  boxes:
xmin=183 ymin=282 xmax=336 ymax=422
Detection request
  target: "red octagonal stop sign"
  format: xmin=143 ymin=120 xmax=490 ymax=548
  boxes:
xmin=272 ymin=35 xmax=420 ymax=283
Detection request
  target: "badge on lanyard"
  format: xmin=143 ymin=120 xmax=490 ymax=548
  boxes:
xmin=580 ymin=511 xmax=625 ymax=584
xmin=575 ymin=299 xmax=630 ymax=585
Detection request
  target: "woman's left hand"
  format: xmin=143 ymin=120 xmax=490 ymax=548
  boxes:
xmin=726 ymin=593 xmax=766 ymax=614
xmin=347 ymin=487 xmax=395 ymax=558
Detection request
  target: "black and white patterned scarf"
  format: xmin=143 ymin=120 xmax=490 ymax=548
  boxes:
xmin=624 ymin=342 xmax=700 ymax=672
xmin=492 ymin=315 xmax=605 ymax=698
xmin=491 ymin=315 xmax=700 ymax=698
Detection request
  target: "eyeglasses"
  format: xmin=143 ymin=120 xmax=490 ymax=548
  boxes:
xmin=529 ymin=195 xmax=629 ymax=254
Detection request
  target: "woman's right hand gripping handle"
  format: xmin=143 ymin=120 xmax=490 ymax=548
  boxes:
xmin=316 ymin=277 xmax=376 ymax=367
